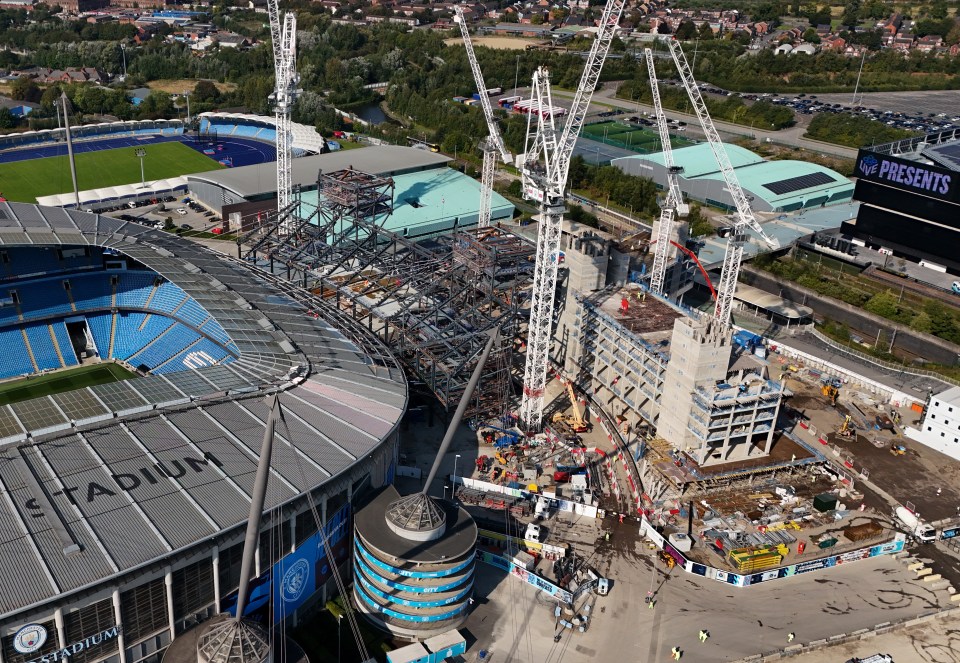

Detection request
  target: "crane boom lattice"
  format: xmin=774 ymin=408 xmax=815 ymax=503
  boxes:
xmin=518 ymin=0 xmax=626 ymax=432
xmin=666 ymin=38 xmax=778 ymax=326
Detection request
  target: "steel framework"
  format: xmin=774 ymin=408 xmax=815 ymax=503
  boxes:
xmin=517 ymin=0 xmax=626 ymax=432
xmin=242 ymin=169 xmax=530 ymax=421
xmin=666 ymin=38 xmax=778 ymax=326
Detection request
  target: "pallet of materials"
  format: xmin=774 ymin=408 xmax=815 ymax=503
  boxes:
xmin=728 ymin=547 xmax=783 ymax=573
xmin=843 ymin=521 xmax=883 ymax=542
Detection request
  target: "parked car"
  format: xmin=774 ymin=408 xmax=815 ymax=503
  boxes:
xmin=176 ymin=208 xmax=187 ymax=216
xmin=180 ymin=223 xmax=192 ymax=231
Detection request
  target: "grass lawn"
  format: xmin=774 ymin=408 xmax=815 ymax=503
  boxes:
xmin=0 ymin=141 xmax=224 ymax=203
xmin=0 ymin=362 xmax=136 ymax=406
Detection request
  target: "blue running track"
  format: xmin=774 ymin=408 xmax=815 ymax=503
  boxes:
xmin=0 ymin=134 xmax=276 ymax=168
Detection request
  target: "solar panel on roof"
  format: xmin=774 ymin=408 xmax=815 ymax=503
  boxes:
xmin=762 ymin=171 xmax=836 ymax=195
xmin=923 ymin=142 xmax=960 ymax=171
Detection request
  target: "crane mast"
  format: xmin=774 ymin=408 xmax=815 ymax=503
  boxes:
xmin=666 ymin=38 xmax=778 ymax=326
xmin=268 ymin=0 xmax=299 ymax=230
xmin=645 ymin=46 xmax=687 ymax=296
xmin=454 ymin=7 xmax=511 ymax=229
xmin=517 ymin=0 xmax=626 ymax=432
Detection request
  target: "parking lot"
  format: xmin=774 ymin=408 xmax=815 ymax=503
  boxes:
xmin=96 ymin=196 xmax=224 ymax=235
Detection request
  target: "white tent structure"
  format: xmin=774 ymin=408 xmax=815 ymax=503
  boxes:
xmin=37 ymin=176 xmax=189 ymax=208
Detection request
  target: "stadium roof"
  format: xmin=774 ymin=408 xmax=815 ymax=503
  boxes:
xmin=623 ymin=143 xmax=764 ymax=179
xmin=297 ymin=167 xmax=514 ymax=236
xmin=0 ymin=203 xmax=406 ymax=619
xmin=199 ymin=112 xmax=328 ymax=155
xmin=186 ymin=145 xmax=451 ymax=199
xmin=36 ymin=177 xmax=188 ymax=208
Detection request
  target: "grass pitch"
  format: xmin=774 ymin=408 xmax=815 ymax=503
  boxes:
xmin=0 ymin=362 xmax=136 ymax=406
xmin=582 ymin=121 xmax=697 ymax=153
xmin=0 ymin=141 xmax=224 ymax=203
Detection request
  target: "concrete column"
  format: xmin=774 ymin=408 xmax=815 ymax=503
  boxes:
xmin=112 ymin=589 xmax=127 ymax=663
xmin=212 ymin=547 xmax=221 ymax=614
xmin=53 ymin=608 xmax=66 ymax=651
xmin=254 ymin=546 xmax=261 ymax=578
xmin=290 ymin=512 xmax=297 ymax=554
xmin=164 ymin=570 xmax=175 ymax=637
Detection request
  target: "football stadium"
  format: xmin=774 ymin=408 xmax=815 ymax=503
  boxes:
xmin=0 ymin=203 xmax=406 ymax=663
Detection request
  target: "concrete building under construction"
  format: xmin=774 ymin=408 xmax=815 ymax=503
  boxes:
xmin=559 ymin=229 xmax=785 ymax=469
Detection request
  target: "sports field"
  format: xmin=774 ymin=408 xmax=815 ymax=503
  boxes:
xmin=0 ymin=362 xmax=135 ymax=406
xmin=0 ymin=141 xmax=224 ymax=203
xmin=581 ymin=121 xmax=696 ymax=153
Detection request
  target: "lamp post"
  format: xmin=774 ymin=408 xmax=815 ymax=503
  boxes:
xmin=120 ymin=43 xmax=127 ymax=81
xmin=336 ymin=614 xmax=342 ymax=663
xmin=135 ymin=148 xmax=146 ymax=188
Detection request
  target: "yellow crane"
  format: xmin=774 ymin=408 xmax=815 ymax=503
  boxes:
xmin=552 ymin=380 xmax=590 ymax=432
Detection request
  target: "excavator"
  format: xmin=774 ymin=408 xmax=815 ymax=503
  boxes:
xmin=837 ymin=415 xmax=854 ymax=439
xmin=821 ymin=383 xmax=839 ymax=407
xmin=552 ymin=381 xmax=591 ymax=432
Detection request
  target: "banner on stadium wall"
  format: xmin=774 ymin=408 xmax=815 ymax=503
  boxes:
xmin=476 ymin=550 xmax=573 ymax=604
xmin=223 ymin=503 xmax=351 ymax=622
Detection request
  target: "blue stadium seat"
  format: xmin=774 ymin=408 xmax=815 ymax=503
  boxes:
xmin=116 ymin=272 xmax=156 ymax=309
xmin=129 ymin=324 xmax=201 ymax=369
xmin=113 ymin=313 xmax=174 ymax=361
xmin=24 ymin=324 xmax=61 ymax=370
xmin=153 ymin=338 xmax=232 ymax=374
xmin=52 ymin=322 xmax=78 ymax=367
xmin=176 ymin=298 xmax=209 ymax=327
xmin=259 ymin=129 xmax=277 ymax=143
xmin=150 ymin=282 xmax=188 ymax=314
xmin=68 ymin=274 xmax=112 ymax=310
xmin=15 ymin=280 xmax=73 ymax=319
xmin=85 ymin=313 xmax=114 ymax=359
xmin=0 ymin=328 xmax=34 ymax=379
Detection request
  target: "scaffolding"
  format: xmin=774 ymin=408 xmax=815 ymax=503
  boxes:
xmin=242 ymin=169 xmax=532 ymax=421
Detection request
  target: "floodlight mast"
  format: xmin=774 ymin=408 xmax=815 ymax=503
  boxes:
xmin=666 ymin=38 xmax=779 ymax=327
xmin=517 ymin=0 xmax=626 ymax=432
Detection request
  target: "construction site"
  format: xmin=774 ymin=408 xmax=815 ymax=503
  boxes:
xmin=207 ymin=0 xmax=960 ymax=659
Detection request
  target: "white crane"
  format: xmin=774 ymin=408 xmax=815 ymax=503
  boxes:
xmin=454 ymin=7 xmax=512 ymax=228
xmin=268 ymin=0 xmax=299 ymax=230
xmin=517 ymin=0 xmax=626 ymax=432
xmin=666 ymin=38 xmax=779 ymax=327
xmin=645 ymin=46 xmax=688 ymax=296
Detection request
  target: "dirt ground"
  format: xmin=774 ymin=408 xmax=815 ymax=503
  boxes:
xmin=443 ymin=35 xmax=539 ymax=50
xmin=784 ymin=375 xmax=960 ymax=523
xmin=147 ymin=79 xmax=237 ymax=94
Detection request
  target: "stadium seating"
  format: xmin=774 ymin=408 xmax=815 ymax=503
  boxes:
xmin=116 ymin=272 xmax=157 ymax=308
xmin=149 ymin=282 xmax=188 ymax=315
xmin=14 ymin=280 xmax=74 ymax=318
xmin=52 ymin=323 xmax=79 ymax=367
xmin=153 ymin=338 xmax=230 ymax=374
xmin=24 ymin=324 xmax=61 ymax=371
xmin=175 ymin=298 xmax=210 ymax=328
xmin=85 ymin=313 xmax=114 ymax=359
xmin=129 ymin=324 xmax=201 ymax=369
xmin=112 ymin=313 xmax=174 ymax=361
xmin=0 ymin=328 xmax=35 ymax=379
xmin=259 ymin=129 xmax=277 ymax=144
xmin=68 ymin=275 xmax=112 ymax=310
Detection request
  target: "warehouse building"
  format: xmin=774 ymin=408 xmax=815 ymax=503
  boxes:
xmin=612 ymin=143 xmax=854 ymax=213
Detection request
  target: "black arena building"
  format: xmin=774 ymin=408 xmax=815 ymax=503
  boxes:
xmin=845 ymin=129 xmax=960 ymax=274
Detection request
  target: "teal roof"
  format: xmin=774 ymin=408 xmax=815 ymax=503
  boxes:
xmin=622 ymin=143 xmax=764 ymax=178
xmin=696 ymin=159 xmax=853 ymax=209
xmin=297 ymin=168 xmax=514 ymax=237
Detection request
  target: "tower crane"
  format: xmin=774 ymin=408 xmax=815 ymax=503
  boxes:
xmin=267 ymin=0 xmax=299 ymax=230
xmin=517 ymin=0 xmax=626 ymax=432
xmin=666 ymin=38 xmax=779 ymax=326
xmin=645 ymin=46 xmax=688 ymax=296
xmin=454 ymin=7 xmax=512 ymax=228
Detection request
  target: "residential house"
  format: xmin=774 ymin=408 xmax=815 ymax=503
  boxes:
xmin=893 ymin=33 xmax=915 ymax=50
xmin=822 ymin=36 xmax=846 ymax=51
xmin=918 ymin=35 xmax=943 ymax=52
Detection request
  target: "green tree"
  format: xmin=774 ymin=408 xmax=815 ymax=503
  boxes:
xmin=802 ymin=27 xmax=821 ymax=43
xmin=675 ymin=20 xmax=697 ymax=40
xmin=0 ymin=107 xmax=15 ymax=129
xmin=863 ymin=290 xmax=900 ymax=319
xmin=193 ymin=80 xmax=220 ymax=103
xmin=10 ymin=75 xmax=40 ymax=102
xmin=698 ymin=22 xmax=715 ymax=40
xmin=910 ymin=311 xmax=933 ymax=334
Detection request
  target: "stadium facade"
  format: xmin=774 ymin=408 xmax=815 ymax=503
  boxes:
xmin=0 ymin=204 xmax=406 ymax=663
xmin=845 ymin=129 xmax=960 ymax=273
